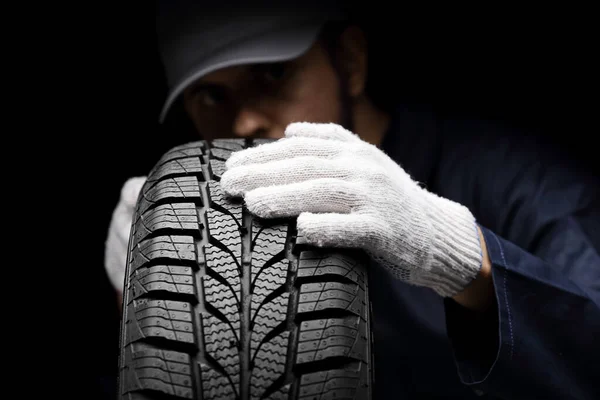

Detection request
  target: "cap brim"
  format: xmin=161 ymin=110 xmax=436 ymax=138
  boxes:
xmin=159 ymin=23 xmax=322 ymax=123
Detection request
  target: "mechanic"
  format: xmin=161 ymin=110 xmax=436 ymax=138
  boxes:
xmin=105 ymin=1 xmax=599 ymax=398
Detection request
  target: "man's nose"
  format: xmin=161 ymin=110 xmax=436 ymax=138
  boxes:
xmin=232 ymin=106 xmax=272 ymax=138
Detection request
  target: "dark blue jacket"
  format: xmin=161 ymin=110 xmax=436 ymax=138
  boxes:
xmin=371 ymin=105 xmax=599 ymax=399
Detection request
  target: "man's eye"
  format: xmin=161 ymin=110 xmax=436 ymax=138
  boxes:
xmin=261 ymin=63 xmax=288 ymax=82
xmin=197 ymin=90 xmax=221 ymax=107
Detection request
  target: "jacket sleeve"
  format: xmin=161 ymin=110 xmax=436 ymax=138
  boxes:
xmin=432 ymin=117 xmax=600 ymax=400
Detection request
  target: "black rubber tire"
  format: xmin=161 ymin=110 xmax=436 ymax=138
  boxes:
xmin=118 ymin=139 xmax=374 ymax=400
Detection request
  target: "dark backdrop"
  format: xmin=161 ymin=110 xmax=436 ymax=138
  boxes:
xmin=80 ymin=4 xmax=596 ymax=399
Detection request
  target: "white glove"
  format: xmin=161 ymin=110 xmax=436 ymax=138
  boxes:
xmin=221 ymin=123 xmax=483 ymax=297
xmin=104 ymin=176 xmax=147 ymax=294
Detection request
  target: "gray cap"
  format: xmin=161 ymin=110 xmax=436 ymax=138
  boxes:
xmin=156 ymin=0 xmax=347 ymax=123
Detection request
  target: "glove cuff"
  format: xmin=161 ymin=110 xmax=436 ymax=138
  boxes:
xmin=419 ymin=192 xmax=483 ymax=297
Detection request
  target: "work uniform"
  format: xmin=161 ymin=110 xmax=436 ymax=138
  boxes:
xmin=370 ymin=105 xmax=599 ymax=399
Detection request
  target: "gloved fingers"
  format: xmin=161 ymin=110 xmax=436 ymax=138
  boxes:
xmin=221 ymin=157 xmax=355 ymax=197
xmin=104 ymin=176 xmax=146 ymax=294
xmin=104 ymin=201 xmax=134 ymax=293
xmin=244 ymin=178 xmax=365 ymax=219
xmin=225 ymin=136 xmax=349 ymax=169
xmin=297 ymin=212 xmax=381 ymax=250
xmin=105 ymin=226 xmax=128 ymax=293
xmin=284 ymin=122 xmax=361 ymax=142
xmin=121 ymin=176 xmax=147 ymax=208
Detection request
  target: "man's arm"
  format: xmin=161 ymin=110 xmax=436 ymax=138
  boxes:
xmin=434 ymin=117 xmax=600 ymax=399
xmin=452 ymin=226 xmax=494 ymax=311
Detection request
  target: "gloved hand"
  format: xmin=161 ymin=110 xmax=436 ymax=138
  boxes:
xmin=104 ymin=176 xmax=147 ymax=295
xmin=221 ymin=122 xmax=483 ymax=297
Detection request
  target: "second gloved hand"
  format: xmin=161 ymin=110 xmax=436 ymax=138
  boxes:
xmin=221 ymin=122 xmax=483 ymax=297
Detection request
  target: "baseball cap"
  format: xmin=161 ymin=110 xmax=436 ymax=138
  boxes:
xmin=156 ymin=0 xmax=348 ymax=123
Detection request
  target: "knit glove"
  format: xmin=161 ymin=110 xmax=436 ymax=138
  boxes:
xmin=104 ymin=176 xmax=147 ymax=294
xmin=221 ymin=123 xmax=483 ymax=297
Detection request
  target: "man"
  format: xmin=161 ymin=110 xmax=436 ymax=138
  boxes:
xmin=106 ymin=1 xmax=599 ymax=398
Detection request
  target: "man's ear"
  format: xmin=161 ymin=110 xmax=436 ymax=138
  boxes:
xmin=337 ymin=25 xmax=368 ymax=98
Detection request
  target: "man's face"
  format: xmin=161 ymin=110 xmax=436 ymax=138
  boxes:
xmin=182 ymin=40 xmax=350 ymax=141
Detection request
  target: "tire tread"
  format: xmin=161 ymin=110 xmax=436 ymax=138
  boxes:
xmin=119 ymin=139 xmax=372 ymax=400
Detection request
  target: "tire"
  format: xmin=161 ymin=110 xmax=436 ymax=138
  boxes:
xmin=118 ymin=139 xmax=374 ymax=400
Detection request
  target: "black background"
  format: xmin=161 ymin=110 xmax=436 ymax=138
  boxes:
xmin=75 ymin=3 xmax=596 ymax=399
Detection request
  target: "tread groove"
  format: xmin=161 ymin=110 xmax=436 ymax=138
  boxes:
xmin=240 ymin=206 xmax=252 ymax=400
xmin=131 ymin=290 xmax=197 ymax=305
xmin=208 ymin=236 xmax=242 ymax=275
xmin=130 ymin=337 xmax=196 ymax=355
xmin=250 ymin=250 xmax=286 ymax=293
xmin=249 ymin=285 xmax=287 ymax=331
xmin=203 ymin=302 xmax=240 ymax=345
xmin=139 ymin=197 xmax=204 ymax=216
xmin=259 ymin=374 xmax=287 ymax=400
xmin=137 ymin=227 xmax=203 ymax=242
xmin=203 ymin=351 xmax=239 ymax=397
xmin=295 ymin=273 xmax=361 ymax=287
xmin=209 ymin=202 xmax=244 ymax=229
xmin=284 ymin=223 xmax=301 ymax=400
xmin=251 ymin=320 xmax=288 ymax=365
xmin=205 ymin=266 xmax=241 ymax=308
